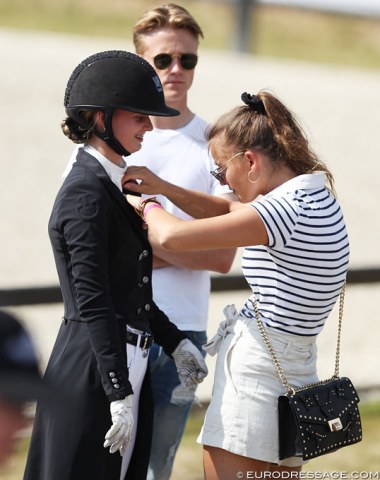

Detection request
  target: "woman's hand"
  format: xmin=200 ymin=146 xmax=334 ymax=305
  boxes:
xmin=125 ymin=194 xmax=142 ymax=210
xmin=122 ymin=166 xmax=168 ymax=196
xmin=103 ymin=396 xmax=134 ymax=456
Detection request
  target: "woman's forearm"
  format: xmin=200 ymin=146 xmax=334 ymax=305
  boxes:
xmin=160 ymin=182 xmax=231 ymax=218
xmin=123 ymin=166 xmax=231 ymax=218
xmin=126 ymin=193 xmax=268 ymax=252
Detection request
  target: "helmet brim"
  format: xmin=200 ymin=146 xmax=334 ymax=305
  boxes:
xmin=66 ymin=104 xmax=180 ymax=119
xmin=124 ymin=105 xmax=180 ymax=117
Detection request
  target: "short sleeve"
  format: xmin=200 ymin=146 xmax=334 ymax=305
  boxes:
xmin=252 ymin=194 xmax=299 ymax=248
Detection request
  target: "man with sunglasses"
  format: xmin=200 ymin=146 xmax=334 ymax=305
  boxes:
xmin=130 ymin=4 xmax=236 ymax=479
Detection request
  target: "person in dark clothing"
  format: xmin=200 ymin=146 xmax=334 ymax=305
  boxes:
xmin=0 ymin=310 xmax=47 ymax=466
xmin=23 ymin=50 xmax=207 ymax=480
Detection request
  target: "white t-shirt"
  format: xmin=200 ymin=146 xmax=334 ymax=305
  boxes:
xmin=130 ymin=115 xmax=229 ymax=331
xmin=240 ymin=173 xmax=350 ymax=336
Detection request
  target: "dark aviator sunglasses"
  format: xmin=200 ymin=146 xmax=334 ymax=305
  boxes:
xmin=153 ymin=53 xmax=198 ymax=70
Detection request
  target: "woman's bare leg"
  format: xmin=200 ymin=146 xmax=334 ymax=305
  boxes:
xmin=270 ymin=463 xmax=302 ymax=477
xmin=203 ymin=446 xmax=271 ymax=480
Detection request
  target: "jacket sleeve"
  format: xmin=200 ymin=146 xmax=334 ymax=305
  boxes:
xmin=148 ymin=302 xmax=187 ymax=356
xmin=55 ymin=181 xmax=133 ymax=401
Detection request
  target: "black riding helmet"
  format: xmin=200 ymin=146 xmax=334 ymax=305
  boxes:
xmin=64 ymin=50 xmax=179 ymax=156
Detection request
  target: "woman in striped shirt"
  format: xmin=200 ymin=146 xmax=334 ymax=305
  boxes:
xmin=122 ymin=90 xmax=349 ymax=477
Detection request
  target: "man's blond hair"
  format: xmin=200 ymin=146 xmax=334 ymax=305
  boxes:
xmin=133 ymin=3 xmax=204 ymax=54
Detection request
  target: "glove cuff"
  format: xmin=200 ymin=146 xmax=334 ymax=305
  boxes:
xmin=172 ymin=338 xmax=189 ymax=357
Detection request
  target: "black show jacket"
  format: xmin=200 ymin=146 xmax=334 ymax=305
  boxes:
xmin=24 ymin=149 xmax=186 ymax=480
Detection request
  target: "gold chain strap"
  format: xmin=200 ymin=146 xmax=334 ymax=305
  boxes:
xmin=251 ymin=283 xmax=346 ymax=396
xmin=335 ymin=283 xmax=346 ymax=377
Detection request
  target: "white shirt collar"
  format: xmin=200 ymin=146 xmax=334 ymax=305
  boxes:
xmin=266 ymin=172 xmax=326 ymax=198
xmin=84 ymin=145 xmax=127 ymax=192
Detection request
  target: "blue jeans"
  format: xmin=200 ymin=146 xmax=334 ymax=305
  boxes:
xmin=147 ymin=330 xmax=207 ymax=480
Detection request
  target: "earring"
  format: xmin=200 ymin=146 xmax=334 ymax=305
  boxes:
xmin=248 ymin=171 xmax=260 ymax=184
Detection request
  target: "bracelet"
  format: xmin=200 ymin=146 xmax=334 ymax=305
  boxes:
xmin=134 ymin=196 xmax=161 ymax=219
xmin=143 ymin=202 xmax=163 ymax=219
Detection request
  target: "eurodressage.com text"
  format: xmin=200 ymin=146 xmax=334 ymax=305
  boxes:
xmin=235 ymin=472 xmax=380 ymax=479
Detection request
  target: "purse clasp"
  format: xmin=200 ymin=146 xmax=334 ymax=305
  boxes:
xmin=328 ymin=417 xmax=343 ymax=432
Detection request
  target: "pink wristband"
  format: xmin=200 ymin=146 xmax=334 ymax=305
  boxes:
xmin=143 ymin=202 xmax=163 ymax=219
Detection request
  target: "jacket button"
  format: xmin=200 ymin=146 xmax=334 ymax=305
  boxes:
xmin=109 ymin=372 xmax=116 ymax=378
xmin=142 ymin=276 xmax=149 ymax=284
xmin=114 ymin=384 xmax=120 ymax=389
xmin=142 ymin=250 xmax=149 ymax=257
xmin=112 ymin=378 xmax=118 ymax=384
xmin=144 ymin=304 xmax=151 ymax=311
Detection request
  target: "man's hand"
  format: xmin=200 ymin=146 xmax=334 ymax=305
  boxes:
xmin=103 ymin=396 xmax=134 ymax=456
xmin=172 ymin=339 xmax=208 ymax=387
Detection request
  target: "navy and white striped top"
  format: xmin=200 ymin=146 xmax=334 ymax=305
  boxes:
xmin=240 ymin=172 xmax=349 ymax=336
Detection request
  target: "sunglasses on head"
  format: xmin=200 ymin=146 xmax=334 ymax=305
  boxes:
xmin=153 ymin=53 xmax=198 ymax=70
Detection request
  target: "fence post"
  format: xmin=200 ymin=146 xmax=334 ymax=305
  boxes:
xmin=234 ymin=0 xmax=257 ymax=52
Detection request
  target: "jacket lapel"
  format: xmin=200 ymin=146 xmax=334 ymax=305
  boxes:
xmin=75 ymin=149 xmax=148 ymax=242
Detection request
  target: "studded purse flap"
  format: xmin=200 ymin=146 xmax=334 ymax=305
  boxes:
xmin=278 ymin=377 xmax=362 ymax=460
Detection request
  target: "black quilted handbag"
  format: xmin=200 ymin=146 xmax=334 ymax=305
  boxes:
xmin=252 ymin=285 xmax=363 ymax=461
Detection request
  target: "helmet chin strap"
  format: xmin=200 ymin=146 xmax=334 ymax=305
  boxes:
xmin=95 ymin=109 xmax=131 ymax=157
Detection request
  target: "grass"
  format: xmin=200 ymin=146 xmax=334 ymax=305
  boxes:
xmin=2 ymin=399 xmax=379 ymax=479
xmin=257 ymin=6 xmax=380 ymax=69
xmin=0 ymin=0 xmax=379 ymax=69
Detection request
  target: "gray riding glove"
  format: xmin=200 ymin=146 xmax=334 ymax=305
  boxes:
xmin=172 ymin=339 xmax=208 ymax=387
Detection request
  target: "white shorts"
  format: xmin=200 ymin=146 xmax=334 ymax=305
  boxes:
xmin=197 ymin=315 xmax=318 ymax=467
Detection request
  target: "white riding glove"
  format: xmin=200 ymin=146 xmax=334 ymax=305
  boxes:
xmin=103 ymin=395 xmax=134 ymax=456
xmin=172 ymin=339 xmax=208 ymax=387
